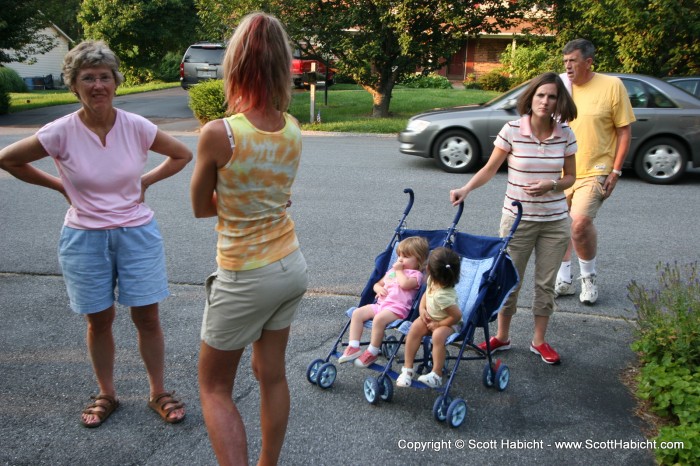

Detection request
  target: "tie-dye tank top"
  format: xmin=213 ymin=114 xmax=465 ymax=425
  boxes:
xmin=215 ymin=113 xmax=301 ymax=271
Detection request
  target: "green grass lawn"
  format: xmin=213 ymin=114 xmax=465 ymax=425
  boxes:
xmin=9 ymin=81 xmax=499 ymax=134
xmin=290 ymin=84 xmax=499 ymax=133
xmin=8 ymin=81 xmax=180 ymax=113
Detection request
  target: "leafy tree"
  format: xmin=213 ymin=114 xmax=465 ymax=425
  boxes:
xmin=197 ymin=1 xmax=537 ymax=117
xmin=297 ymin=0 xmax=544 ymax=117
xmin=79 ymin=0 xmax=198 ymax=82
xmin=0 ymin=0 xmax=56 ymax=64
xmin=41 ymin=0 xmax=84 ymax=42
xmin=548 ymin=0 xmax=699 ymax=76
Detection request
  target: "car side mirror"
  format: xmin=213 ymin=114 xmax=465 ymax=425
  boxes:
xmin=502 ymin=98 xmax=518 ymax=110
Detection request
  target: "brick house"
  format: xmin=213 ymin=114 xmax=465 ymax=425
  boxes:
xmin=438 ymin=18 xmax=551 ymax=81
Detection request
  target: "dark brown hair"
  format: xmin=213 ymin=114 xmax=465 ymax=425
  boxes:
xmin=516 ymin=72 xmax=577 ymax=122
xmin=427 ymin=247 xmax=461 ymax=288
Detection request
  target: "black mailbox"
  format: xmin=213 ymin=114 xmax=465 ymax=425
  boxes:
xmin=303 ymin=71 xmax=318 ymax=85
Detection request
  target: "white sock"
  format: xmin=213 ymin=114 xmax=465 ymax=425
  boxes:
xmin=579 ymin=257 xmax=596 ymax=277
xmin=367 ymin=345 xmax=380 ymax=356
xmin=558 ymin=261 xmax=572 ymax=283
xmin=349 ymin=340 xmax=360 ymax=348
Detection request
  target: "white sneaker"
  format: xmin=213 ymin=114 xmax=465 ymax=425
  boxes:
xmin=579 ymin=274 xmax=598 ymax=305
xmin=554 ymin=276 xmax=576 ymax=297
xmin=417 ymin=371 xmax=443 ymax=388
xmin=396 ymin=367 xmax=414 ymax=387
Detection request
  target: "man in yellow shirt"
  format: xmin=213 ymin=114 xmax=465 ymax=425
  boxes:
xmin=555 ymin=39 xmax=636 ymax=304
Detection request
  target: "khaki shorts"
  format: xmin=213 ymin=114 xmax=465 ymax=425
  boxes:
xmin=201 ymin=249 xmax=308 ymax=351
xmin=565 ymin=176 xmax=607 ymax=219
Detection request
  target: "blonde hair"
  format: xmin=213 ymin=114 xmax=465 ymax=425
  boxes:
xmin=62 ymin=40 xmax=124 ymax=88
xmin=396 ymin=236 xmax=429 ymax=269
xmin=223 ymin=12 xmax=292 ymax=113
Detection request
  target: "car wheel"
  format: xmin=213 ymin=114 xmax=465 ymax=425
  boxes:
xmin=432 ymin=130 xmax=480 ymax=173
xmin=634 ymin=137 xmax=688 ymax=184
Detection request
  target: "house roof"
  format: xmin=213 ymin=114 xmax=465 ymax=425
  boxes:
xmin=48 ymin=22 xmax=74 ymax=44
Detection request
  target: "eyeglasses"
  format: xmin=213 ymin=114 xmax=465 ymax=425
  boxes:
xmin=79 ymin=75 xmax=114 ymax=85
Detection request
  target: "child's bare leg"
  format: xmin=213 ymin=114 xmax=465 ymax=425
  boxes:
xmin=348 ymin=305 xmax=374 ymax=342
xmin=369 ymin=310 xmax=400 ymax=349
xmin=403 ymin=319 xmax=428 ymax=368
xmin=430 ymin=327 xmax=453 ymax=375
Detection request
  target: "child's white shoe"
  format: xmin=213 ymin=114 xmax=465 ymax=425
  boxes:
xmin=417 ymin=371 xmax=443 ymax=388
xmin=396 ymin=367 xmax=414 ymax=387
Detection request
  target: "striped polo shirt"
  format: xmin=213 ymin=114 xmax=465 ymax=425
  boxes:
xmin=495 ymin=116 xmax=577 ymax=222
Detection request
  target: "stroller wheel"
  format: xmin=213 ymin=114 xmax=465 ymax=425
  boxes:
xmin=363 ymin=376 xmax=380 ymax=404
xmin=482 ymin=360 xmax=503 ymax=388
xmin=381 ymin=335 xmax=399 ymax=359
xmin=495 ymin=364 xmax=510 ymax=391
xmin=306 ymin=358 xmax=325 ymax=385
xmin=379 ymin=376 xmax=394 ymax=402
xmin=482 ymin=362 xmax=494 ymax=388
xmin=432 ymin=395 xmax=452 ymax=422
xmin=447 ymin=398 xmax=468 ymax=428
xmin=317 ymin=363 xmax=337 ymax=389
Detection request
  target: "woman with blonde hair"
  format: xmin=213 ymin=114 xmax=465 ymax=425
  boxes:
xmin=191 ymin=12 xmax=308 ymax=465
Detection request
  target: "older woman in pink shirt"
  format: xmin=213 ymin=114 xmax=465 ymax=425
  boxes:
xmin=0 ymin=40 xmax=191 ymax=427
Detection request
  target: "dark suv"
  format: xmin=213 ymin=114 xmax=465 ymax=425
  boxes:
xmin=179 ymin=42 xmax=226 ymax=90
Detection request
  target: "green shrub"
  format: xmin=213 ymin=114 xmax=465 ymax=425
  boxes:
xmin=0 ymin=85 xmax=9 ymax=114
xmin=0 ymin=66 xmax=28 ymax=92
xmin=628 ymin=262 xmax=700 ymax=465
xmin=477 ymin=70 xmax=510 ymax=92
xmin=154 ymin=52 xmax=181 ymax=82
xmin=400 ymin=72 xmax=452 ymax=89
xmin=121 ymin=66 xmax=155 ymax=86
xmin=500 ymin=43 xmax=562 ymax=82
xmin=463 ymin=73 xmax=480 ymax=89
xmin=188 ymin=79 xmax=226 ymax=124
xmin=333 ymin=72 xmax=356 ymax=84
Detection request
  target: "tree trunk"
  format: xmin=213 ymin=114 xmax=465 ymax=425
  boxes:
xmin=362 ymin=81 xmax=395 ymax=118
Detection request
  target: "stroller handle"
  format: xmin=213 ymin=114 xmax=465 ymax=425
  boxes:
xmin=452 ymin=201 xmax=464 ymax=225
xmin=402 ymin=188 xmax=415 ymax=216
xmin=509 ymin=201 xmax=523 ymax=234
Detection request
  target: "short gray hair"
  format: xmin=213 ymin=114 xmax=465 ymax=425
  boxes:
xmin=62 ymin=40 xmax=124 ymax=88
xmin=563 ymin=39 xmax=595 ymax=61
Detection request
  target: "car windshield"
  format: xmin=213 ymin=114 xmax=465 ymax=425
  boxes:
xmin=186 ymin=47 xmax=224 ymax=64
xmin=484 ymin=80 xmax=530 ymax=108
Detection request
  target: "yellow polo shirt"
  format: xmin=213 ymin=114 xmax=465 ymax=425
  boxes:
xmin=569 ymin=73 xmax=636 ymax=178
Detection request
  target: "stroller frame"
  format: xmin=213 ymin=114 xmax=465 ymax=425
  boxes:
xmin=305 ymin=189 xmax=462 ymax=390
xmin=360 ymin=201 xmax=523 ymax=429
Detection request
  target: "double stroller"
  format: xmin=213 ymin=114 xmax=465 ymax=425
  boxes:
xmin=306 ymin=189 xmax=521 ymax=428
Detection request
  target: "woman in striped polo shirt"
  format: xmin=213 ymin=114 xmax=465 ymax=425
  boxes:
xmin=449 ymin=72 xmax=577 ymax=365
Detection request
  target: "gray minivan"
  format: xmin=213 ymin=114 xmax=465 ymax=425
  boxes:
xmin=179 ymin=42 xmax=226 ymax=90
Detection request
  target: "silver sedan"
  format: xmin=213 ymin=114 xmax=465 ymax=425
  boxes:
xmin=398 ymin=73 xmax=700 ymax=184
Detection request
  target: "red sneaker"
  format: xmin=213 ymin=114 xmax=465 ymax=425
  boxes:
xmin=338 ymin=345 xmax=362 ymax=363
xmin=354 ymin=350 xmax=379 ymax=368
xmin=530 ymin=342 xmax=561 ymax=364
xmin=477 ymin=336 xmax=511 ymax=354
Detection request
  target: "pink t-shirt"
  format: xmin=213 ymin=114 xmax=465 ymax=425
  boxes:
xmin=376 ymin=268 xmax=424 ymax=319
xmin=37 ymin=109 xmax=158 ymax=229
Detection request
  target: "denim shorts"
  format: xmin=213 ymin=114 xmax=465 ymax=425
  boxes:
xmin=201 ymin=249 xmax=308 ymax=351
xmin=58 ymin=219 xmax=170 ymax=314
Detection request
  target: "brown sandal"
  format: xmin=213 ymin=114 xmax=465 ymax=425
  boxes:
xmin=80 ymin=394 xmax=119 ymax=428
xmin=148 ymin=391 xmax=185 ymax=424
